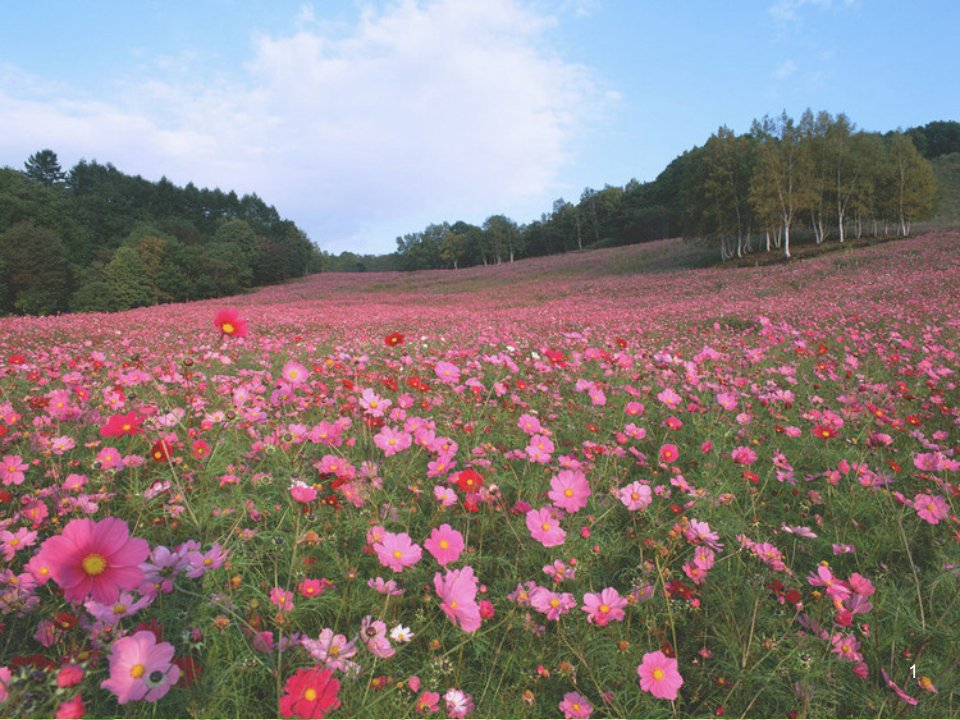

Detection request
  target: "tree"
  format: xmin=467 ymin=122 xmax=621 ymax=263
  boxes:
xmin=483 ymin=215 xmax=521 ymax=263
xmin=886 ymin=133 xmax=937 ymax=236
xmin=105 ymin=246 xmax=153 ymax=310
xmin=0 ymin=221 xmax=70 ymax=314
xmin=24 ymin=149 xmax=66 ymax=186
xmin=749 ymin=112 xmax=813 ymax=258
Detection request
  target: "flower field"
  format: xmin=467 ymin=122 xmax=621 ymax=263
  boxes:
xmin=1 ymin=231 xmax=958 ymax=718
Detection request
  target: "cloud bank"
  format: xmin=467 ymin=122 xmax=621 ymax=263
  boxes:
xmin=0 ymin=0 xmax=601 ymax=254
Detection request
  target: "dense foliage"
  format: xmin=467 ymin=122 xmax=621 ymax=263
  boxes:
xmin=0 ymin=154 xmax=323 ymax=316
xmin=0 ymin=230 xmax=958 ymax=718
xmin=384 ymin=113 xmax=950 ymax=271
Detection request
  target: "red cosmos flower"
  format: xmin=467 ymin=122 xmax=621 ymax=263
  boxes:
xmin=456 ymin=469 xmax=484 ymax=493
xmin=214 ymin=308 xmax=248 ymax=338
xmin=385 ymin=332 xmax=404 ymax=347
xmin=279 ymin=666 xmax=341 ymax=719
xmin=191 ymin=440 xmax=211 ymax=461
xmin=812 ymin=426 xmax=835 ymax=439
xmin=151 ymin=440 xmax=174 ymax=462
xmin=99 ymin=412 xmax=144 ymax=438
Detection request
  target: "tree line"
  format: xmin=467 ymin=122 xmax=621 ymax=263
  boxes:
xmin=0 ymin=151 xmax=323 ymax=315
xmin=373 ymin=113 xmax=953 ymax=272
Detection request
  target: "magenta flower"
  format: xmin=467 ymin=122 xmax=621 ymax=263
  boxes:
xmin=530 ymin=586 xmax=576 ymax=621
xmin=637 ymin=650 xmax=683 ymax=700
xmin=424 ymin=524 xmax=465 ymax=566
xmin=0 ymin=454 xmax=27 ymax=486
xmin=618 ymin=481 xmax=652 ymax=511
xmin=881 ymin=668 xmax=919 ymax=705
xmin=270 ymin=587 xmax=295 ymax=612
xmin=101 ymin=631 xmax=180 ymax=704
xmin=374 ymin=426 xmax=412 ymax=457
xmin=659 ymin=444 xmax=679 ymax=465
xmin=548 ymin=470 xmax=591 ymax=513
xmin=913 ymin=493 xmax=949 ymax=524
xmin=526 ymin=506 xmax=566 ymax=547
xmin=280 ymin=360 xmax=309 ymax=386
xmin=434 ymin=361 xmax=461 ymax=384
xmin=730 ymin=446 xmax=758 ymax=465
xmin=559 ymin=691 xmax=594 ymax=718
xmin=374 ymin=531 xmax=422 ymax=572
xmin=581 ymin=587 xmax=627 ymax=626
xmin=434 ymin=566 xmax=482 ymax=632
xmin=35 ymin=517 xmax=149 ymax=604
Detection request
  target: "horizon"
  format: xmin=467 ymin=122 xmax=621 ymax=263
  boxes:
xmin=2 ymin=0 xmax=958 ymax=256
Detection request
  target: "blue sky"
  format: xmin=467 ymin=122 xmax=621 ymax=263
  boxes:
xmin=1 ymin=0 xmax=958 ymax=255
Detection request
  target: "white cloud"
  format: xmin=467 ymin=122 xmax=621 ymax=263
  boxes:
xmin=773 ymin=59 xmax=798 ymax=80
xmin=0 ymin=0 xmax=603 ymax=255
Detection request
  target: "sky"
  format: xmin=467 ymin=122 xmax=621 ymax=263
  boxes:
xmin=1 ymin=0 xmax=958 ymax=256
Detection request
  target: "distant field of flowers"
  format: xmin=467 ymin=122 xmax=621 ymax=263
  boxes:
xmin=0 ymin=232 xmax=958 ymax=718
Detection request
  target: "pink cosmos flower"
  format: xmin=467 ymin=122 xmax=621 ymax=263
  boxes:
xmin=444 ymin=688 xmax=474 ymax=718
xmin=424 ymin=524 xmax=465 ymax=566
xmin=55 ymin=693 xmax=85 ymax=719
xmin=530 ymin=586 xmax=576 ymax=621
xmin=374 ymin=531 xmax=422 ymax=572
xmin=289 ymin=480 xmax=317 ymax=504
xmin=302 ymin=629 xmax=358 ymax=673
xmin=434 ymin=361 xmax=461 ymax=385
xmin=0 ymin=666 xmax=11 ymax=702
xmin=881 ymin=668 xmax=918 ymax=705
xmin=658 ymin=387 xmax=682 ymax=409
xmin=913 ymin=493 xmax=949 ymax=525
xmin=659 ymin=444 xmax=679 ymax=465
xmin=214 ymin=308 xmax=248 ymax=338
xmin=35 ymin=517 xmax=149 ymax=604
xmin=1 ymin=527 xmax=37 ymax=561
xmin=101 ymin=631 xmax=180 ymax=704
xmin=374 ymin=426 xmax=412 ymax=457
xmin=518 ymin=413 xmax=543 ymax=435
xmin=0 ymin=454 xmax=27 ymax=486
xmin=637 ymin=650 xmax=683 ymax=700
xmin=581 ymin=587 xmax=627 ymax=626
xmin=280 ymin=360 xmax=309 ymax=386
xmin=299 ymin=578 xmax=333 ymax=598
xmin=548 ymin=470 xmax=591 ymax=513
xmin=730 ymin=446 xmax=758 ymax=465
xmin=526 ymin=434 xmax=555 ymax=464
xmin=434 ymin=566 xmax=481 ymax=632
xmin=270 ymin=587 xmax=295 ymax=612
xmin=416 ymin=690 xmax=441 ymax=714
xmin=559 ymin=691 xmax=594 ymax=718
xmin=360 ymin=616 xmax=396 ymax=658
xmin=526 ymin=506 xmax=566 ymax=547
xmin=618 ymin=481 xmax=652 ymax=511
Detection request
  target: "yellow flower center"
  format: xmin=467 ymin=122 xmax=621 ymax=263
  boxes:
xmin=113 ymin=603 xmax=127 ymax=615
xmin=450 ymin=600 xmax=458 ymax=609
xmin=9 ymin=538 xmax=19 ymax=546
xmin=564 ymin=488 xmax=574 ymax=497
xmin=393 ymin=550 xmax=403 ymax=559
xmin=439 ymin=540 xmax=449 ymax=549
xmin=541 ymin=522 xmax=551 ymax=531
xmin=82 ymin=553 xmax=107 ymax=576
xmin=599 ymin=604 xmax=610 ymax=613
xmin=549 ymin=598 xmax=560 ymax=608
xmin=304 ymin=688 xmax=317 ymax=702
xmin=222 ymin=322 xmax=235 ymax=334
xmin=652 ymin=668 xmax=665 ymax=681
xmin=130 ymin=663 xmax=146 ymax=679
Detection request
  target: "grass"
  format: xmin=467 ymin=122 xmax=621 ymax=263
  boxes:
xmin=0 ymin=230 xmax=958 ymax=718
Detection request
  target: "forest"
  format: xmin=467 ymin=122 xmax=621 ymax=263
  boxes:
xmin=335 ymin=113 xmax=957 ymax=272
xmin=0 ymin=154 xmax=322 ymax=315
xmin=1 ymin=114 xmax=957 ymax=313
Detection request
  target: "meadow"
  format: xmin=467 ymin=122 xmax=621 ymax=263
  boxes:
xmin=0 ymin=231 xmax=958 ymax=718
